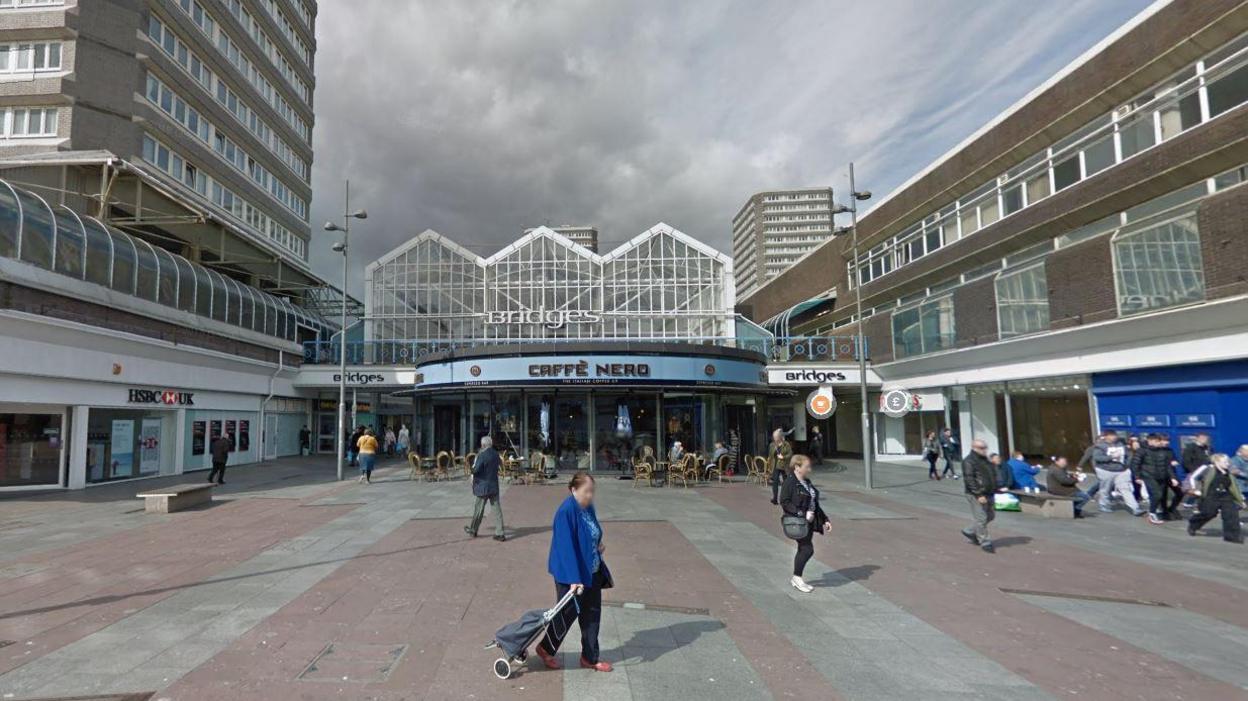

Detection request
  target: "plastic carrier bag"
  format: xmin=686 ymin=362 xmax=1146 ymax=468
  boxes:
xmin=993 ymin=493 xmax=1021 ymax=511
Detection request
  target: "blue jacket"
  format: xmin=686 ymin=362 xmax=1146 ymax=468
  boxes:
xmin=548 ymin=494 xmax=604 ymax=586
xmin=472 ymin=447 xmax=501 ymax=497
xmin=1009 ymin=458 xmax=1040 ymax=489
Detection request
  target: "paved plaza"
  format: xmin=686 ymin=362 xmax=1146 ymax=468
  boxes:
xmin=1 ymin=457 xmax=1246 ymax=700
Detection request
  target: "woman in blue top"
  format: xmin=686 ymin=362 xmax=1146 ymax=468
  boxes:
xmin=535 ymin=471 xmax=613 ymax=673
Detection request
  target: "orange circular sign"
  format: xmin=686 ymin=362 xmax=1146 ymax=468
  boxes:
xmin=806 ymin=387 xmax=838 ymax=419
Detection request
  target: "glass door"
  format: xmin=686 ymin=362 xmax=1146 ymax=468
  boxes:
xmin=316 ymin=411 xmax=338 ymax=454
xmin=555 ymin=396 xmax=589 ymax=472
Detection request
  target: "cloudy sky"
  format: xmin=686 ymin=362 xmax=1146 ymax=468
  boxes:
xmin=308 ymin=0 xmax=1153 ymax=296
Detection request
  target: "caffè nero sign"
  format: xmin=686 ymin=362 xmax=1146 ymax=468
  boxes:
xmin=486 ymin=306 xmax=602 ymax=330
xmin=528 ymin=361 xmax=651 ymax=378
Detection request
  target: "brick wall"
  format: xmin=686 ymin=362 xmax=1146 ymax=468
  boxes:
xmin=0 ymin=281 xmax=296 ymax=365
xmin=1197 ymin=182 xmax=1248 ymax=301
xmin=1045 ymin=237 xmax=1117 ymax=330
xmin=952 ymin=277 xmax=998 ymax=347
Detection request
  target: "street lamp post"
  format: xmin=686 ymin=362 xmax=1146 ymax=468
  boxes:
xmin=833 ymin=162 xmax=873 ymax=489
xmin=325 ymin=180 xmax=367 ymax=482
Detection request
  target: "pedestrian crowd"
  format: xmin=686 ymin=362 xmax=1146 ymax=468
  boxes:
xmin=955 ymin=428 xmax=1244 ymax=552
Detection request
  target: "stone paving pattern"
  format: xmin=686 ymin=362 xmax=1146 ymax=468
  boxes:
xmin=0 ymin=455 xmax=1245 ymax=700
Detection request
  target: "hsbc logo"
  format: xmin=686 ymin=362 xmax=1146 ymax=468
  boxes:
xmin=128 ymin=389 xmax=195 ymax=406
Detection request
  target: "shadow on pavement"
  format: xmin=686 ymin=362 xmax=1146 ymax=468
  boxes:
xmin=616 ymin=619 xmax=726 ymax=662
xmin=993 ymin=536 xmax=1033 ymax=549
xmin=810 ymin=564 xmax=881 ymax=587
xmin=504 ymin=525 xmax=552 ymax=541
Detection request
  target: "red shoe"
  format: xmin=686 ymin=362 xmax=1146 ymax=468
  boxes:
xmin=580 ymin=657 xmax=613 ymax=672
xmin=534 ymin=646 xmax=561 ymax=670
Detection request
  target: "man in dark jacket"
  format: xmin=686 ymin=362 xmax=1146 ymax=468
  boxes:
xmin=1180 ymin=433 xmax=1212 ymax=483
xmin=1047 ymin=456 xmax=1090 ymax=518
xmin=1134 ymin=433 xmax=1181 ymax=524
xmin=960 ymin=439 xmax=998 ymax=553
xmin=939 ymin=428 xmax=961 ymax=480
xmin=465 ymin=436 xmax=505 ymax=541
xmin=207 ymin=431 xmax=231 ymax=485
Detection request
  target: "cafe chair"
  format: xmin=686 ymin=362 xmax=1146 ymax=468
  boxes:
xmin=705 ymin=454 xmax=730 ymax=483
xmin=462 ymin=452 xmax=477 ymax=480
xmin=407 ymin=452 xmax=427 ymax=481
xmin=434 ymin=451 xmax=452 ymax=481
xmin=632 ymin=457 xmax=654 ymax=488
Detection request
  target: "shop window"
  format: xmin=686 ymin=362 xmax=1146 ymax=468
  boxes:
xmin=86 ymin=410 xmax=168 ymax=482
xmin=0 ymin=413 xmax=63 ymax=487
xmin=1113 ymin=214 xmax=1205 ymax=316
xmin=996 ymin=264 xmax=1050 ymax=339
xmin=892 ymin=296 xmax=955 ymax=360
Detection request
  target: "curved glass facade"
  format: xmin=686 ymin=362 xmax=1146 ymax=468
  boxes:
xmin=366 ymin=225 xmax=734 ymax=343
xmin=0 ymin=178 xmax=322 ymax=343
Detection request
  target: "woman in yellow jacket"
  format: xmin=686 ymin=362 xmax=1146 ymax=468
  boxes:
xmin=357 ymin=428 xmax=379 ymax=483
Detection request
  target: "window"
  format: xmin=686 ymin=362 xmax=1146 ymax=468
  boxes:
xmin=1053 ymin=155 xmax=1080 ymax=191
xmin=996 ymin=264 xmax=1050 ymax=338
xmin=892 ymin=296 xmax=955 ymax=359
xmin=0 ymin=42 xmax=61 ymax=73
xmin=4 ymin=107 xmax=58 ymax=138
xmin=1113 ymin=214 xmax=1205 ymax=316
xmin=52 ymin=206 xmax=84 ymax=278
xmin=1083 ymin=135 xmax=1116 ymax=177
xmin=1117 ymin=112 xmax=1156 ymax=159
xmin=109 ymin=231 xmax=137 ymax=295
xmin=1207 ymin=61 xmax=1248 ymax=118
xmin=82 ymin=217 xmax=112 ymax=287
xmin=14 ymin=188 xmax=53 ymax=269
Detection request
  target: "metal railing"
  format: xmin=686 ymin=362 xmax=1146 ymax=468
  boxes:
xmin=301 ymin=335 xmax=867 ymax=366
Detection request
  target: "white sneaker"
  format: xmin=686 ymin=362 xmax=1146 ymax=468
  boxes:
xmin=790 ymin=576 xmax=813 ymax=593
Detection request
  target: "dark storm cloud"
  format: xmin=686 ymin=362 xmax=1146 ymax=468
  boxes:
xmin=308 ymin=0 xmax=1153 ymax=295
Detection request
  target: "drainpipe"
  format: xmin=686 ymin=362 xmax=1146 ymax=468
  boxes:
xmin=259 ymin=352 xmax=285 ymax=463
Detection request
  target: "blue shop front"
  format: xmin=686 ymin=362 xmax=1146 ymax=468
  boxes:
xmin=1093 ymin=358 xmax=1248 ymax=451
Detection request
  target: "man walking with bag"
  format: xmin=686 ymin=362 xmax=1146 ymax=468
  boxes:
xmin=465 ymin=436 xmax=506 ymax=541
xmin=960 ymin=439 xmax=998 ymax=553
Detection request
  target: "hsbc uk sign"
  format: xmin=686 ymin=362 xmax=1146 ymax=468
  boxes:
xmin=128 ymin=388 xmax=195 ymax=406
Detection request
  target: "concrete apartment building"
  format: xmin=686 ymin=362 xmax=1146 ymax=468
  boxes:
xmin=741 ymin=0 xmax=1248 ymax=464
xmin=524 ymin=224 xmax=599 ymax=252
xmin=0 ymin=0 xmax=338 ymax=491
xmin=732 ymin=187 xmax=834 ymax=298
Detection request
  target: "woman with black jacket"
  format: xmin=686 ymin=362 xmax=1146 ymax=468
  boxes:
xmin=779 ymin=454 xmax=831 ymax=593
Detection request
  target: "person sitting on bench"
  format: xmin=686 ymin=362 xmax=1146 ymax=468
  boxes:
xmin=1008 ymin=451 xmax=1042 ymax=491
xmin=1046 ymin=456 xmax=1090 ymax=518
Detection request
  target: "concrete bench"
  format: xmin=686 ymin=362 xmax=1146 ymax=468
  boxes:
xmin=136 ymin=483 xmax=215 ymax=513
xmin=1007 ymin=489 xmax=1076 ymax=518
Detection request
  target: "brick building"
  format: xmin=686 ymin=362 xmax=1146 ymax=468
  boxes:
xmin=741 ymin=0 xmax=1248 ymax=462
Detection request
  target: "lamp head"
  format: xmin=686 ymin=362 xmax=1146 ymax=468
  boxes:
xmin=831 ymin=203 xmax=850 ymax=215
xmin=331 ymin=242 xmax=346 ymax=253
xmin=853 ymin=190 xmax=872 ymax=201
xmin=833 ymin=226 xmax=853 ymax=237
xmin=348 ymin=209 xmax=368 ymax=220
xmin=324 ymin=221 xmax=343 ymax=232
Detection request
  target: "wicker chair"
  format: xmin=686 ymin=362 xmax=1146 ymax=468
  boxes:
xmin=462 ymin=452 xmax=477 ymax=480
xmin=632 ymin=457 xmax=654 ymax=488
xmin=705 ymin=454 xmax=730 ymax=483
xmin=526 ymin=452 xmax=546 ymax=484
xmin=667 ymin=454 xmax=694 ymax=489
xmin=434 ymin=451 xmax=452 ymax=481
xmin=749 ymin=455 xmax=768 ymax=485
xmin=407 ymin=452 xmax=426 ymax=481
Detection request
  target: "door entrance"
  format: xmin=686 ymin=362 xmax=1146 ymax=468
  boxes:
xmin=434 ymin=405 xmax=462 ymax=455
xmin=723 ymin=404 xmax=756 ymax=473
xmin=264 ymin=414 xmax=279 ymax=460
xmin=316 ymin=412 xmax=338 ymax=454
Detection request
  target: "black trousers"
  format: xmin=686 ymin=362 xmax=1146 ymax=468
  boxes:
xmin=941 ymin=457 xmax=956 ymax=477
xmin=538 ymin=570 xmax=604 ymax=663
xmin=793 ymin=530 xmax=815 ymax=577
xmin=927 ymin=454 xmax=939 ymax=477
xmin=1140 ymin=474 xmax=1170 ymax=515
xmin=1189 ymin=496 xmax=1243 ymax=542
xmin=770 ymin=469 xmax=785 ymax=501
xmin=207 ymin=460 xmax=226 ymax=483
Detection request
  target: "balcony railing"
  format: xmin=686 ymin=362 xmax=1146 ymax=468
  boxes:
xmin=302 ymin=335 xmax=867 ymax=366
